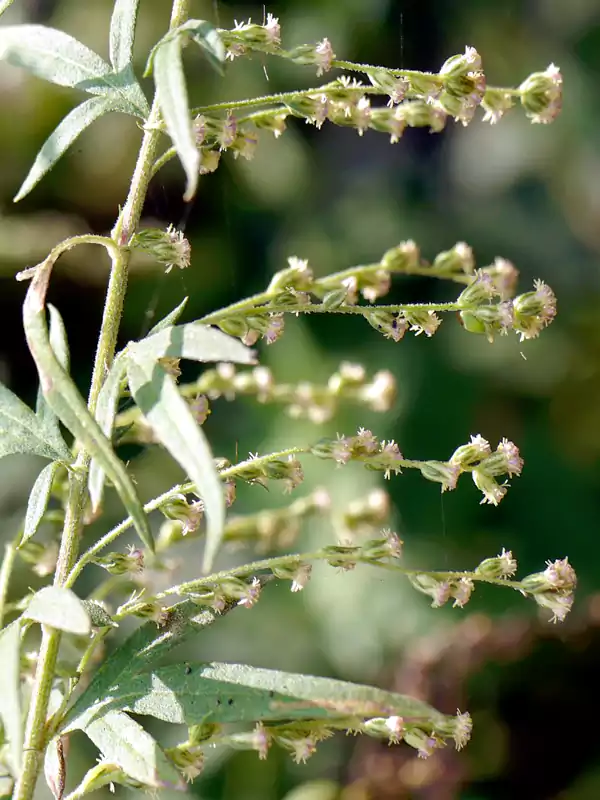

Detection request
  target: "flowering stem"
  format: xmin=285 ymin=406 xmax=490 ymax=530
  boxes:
xmin=64 ymin=448 xmax=307 ymax=588
xmin=12 ymin=3 xmax=193 ymax=799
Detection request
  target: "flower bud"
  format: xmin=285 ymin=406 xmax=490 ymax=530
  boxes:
xmin=419 ymin=461 xmax=460 ymax=492
xmin=166 ymin=743 xmax=205 ymax=782
xmin=457 ymin=270 xmax=497 ymax=307
xmin=93 ymin=547 xmax=144 ymax=575
xmin=408 ymin=573 xmax=453 ymax=607
xmin=267 ymin=256 xmax=313 ymax=293
xmin=381 ymin=240 xmax=420 ymax=272
xmin=322 ymin=288 xmax=350 ymax=309
xmin=130 ymin=225 xmax=191 ymax=273
xmin=481 ymin=88 xmax=514 ymax=124
xmin=478 ymin=439 xmax=523 ymax=478
xmin=451 ymin=577 xmax=474 ymax=608
xmin=161 ymin=496 xmax=204 ymax=536
xmin=402 ymin=101 xmax=448 ymax=132
xmin=433 ymin=242 xmax=475 ymax=276
xmin=368 ymin=70 xmax=409 ymax=104
xmin=403 ymin=728 xmax=444 ymax=758
xmin=369 ymin=105 xmax=406 ymax=143
xmin=476 ymin=548 xmax=517 ymax=579
xmin=199 ymin=148 xmax=221 ymax=174
xmin=287 ymin=38 xmax=335 ymax=76
xmin=472 ymin=470 xmax=507 ymax=505
xmin=364 ymin=309 xmax=407 ymax=342
xmin=404 ymin=309 xmax=441 ymax=337
xmin=531 ymin=589 xmax=573 ymax=623
xmin=519 ymin=63 xmax=562 ymax=124
xmin=450 ymin=434 xmax=492 ymax=469
xmin=512 ymin=279 xmax=557 ymax=341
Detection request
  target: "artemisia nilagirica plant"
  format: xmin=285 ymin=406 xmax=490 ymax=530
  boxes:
xmin=0 ymin=2 xmax=571 ymax=799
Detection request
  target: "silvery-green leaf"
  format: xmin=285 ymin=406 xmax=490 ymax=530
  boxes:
xmin=24 ymin=586 xmax=91 ymax=635
xmin=188 ymin=20 xmax=226 ymax=75
xmin=153 ymin=33 xmax=199 ymax=201
xmin=0 ymin=380 xmax=71 ymax=463
xmin=22 ymin=460 xmax=58 ymax=544
xmin=63 ymin=599 xmax=234 ymax=733
xmin=88 ymin=351 xmax=129 ymax=514
xmin=147 ymin=297 xmax=189 ymax=337
xmin=82 ymin=710 xmax=183 ymax=789
xmin=109 ymin=0 xmax=140 ymax=71
xmin=14 ymin=95 xmax=135 ymax=203
xmin=81 ymin=600 xmax=118 ymax=629
xmin=127 ymin=356 xmax=223 ymax=570
xmin=0 ymin=25 xmax=148 ymax=115
xmin=0 ymin=621 xmax=22 ymax=774
xmin=36 ymin=304 xmax=70 ymax=430
xmin=130 ymin=322 xmax=255 ymax=366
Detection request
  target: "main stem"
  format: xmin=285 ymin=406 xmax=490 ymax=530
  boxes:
xmin=13 ymin=3 xmax=191 ymax=799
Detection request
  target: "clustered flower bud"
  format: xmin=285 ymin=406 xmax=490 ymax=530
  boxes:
xmin=287 ymin=38 xmax=336 ymax=76
xmin=408 ymin=573 xmax=475 ymax=609
xmin=129 ymin=225 xmax=191 ymax=273
xmin=476 ymin=548 xmax=518 ymax=579
xmin=219 ymin=14 xmax=281 ymax=60
xmin=519 ymin=63 xmax=563 ymax=124
xmin=521 ymin=557 xmax=576 ymax=623
xmin=437 ymin=46 xmax=486 ymax=125
xmin=312 ymin=428 xmax=404 ymax=479
xmin=226 ymin=453 xmax=304 ymax=493
xmin=93 ymin=546 xmax=144 ymax=576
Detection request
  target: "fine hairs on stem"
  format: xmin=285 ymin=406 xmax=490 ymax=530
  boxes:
xmin=0 ymin=4 xmax=569 ymax=800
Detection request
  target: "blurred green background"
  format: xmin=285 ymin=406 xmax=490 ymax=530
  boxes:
xmin=2 ymin=0 xmax=600 ymax=798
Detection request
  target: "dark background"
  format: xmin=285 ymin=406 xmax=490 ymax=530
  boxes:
xmin=1 ymin=1 xmax=600 ymax=798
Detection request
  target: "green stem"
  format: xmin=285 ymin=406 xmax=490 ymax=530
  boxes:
xmin=0 ymin=536 xmax=18 ymax=628
xmin=13 ymin=4 xmax=193 ymax=799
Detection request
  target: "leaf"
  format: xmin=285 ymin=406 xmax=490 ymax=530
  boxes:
xmin=109 ymin=0 xmax=140 ymax=72
xmin=0 ymin=25 xmax=148 ymax=116
xmin=0 ymin=380 xmax=72 ymax=463
xmin=71 ymin=662 xmax=448 ymax=732
xmin=88 ymin=352 xmax=129 ymax=514
xmin=127 ymin=356 xmax=224 ymax=570
xmin=130 ymin=322 xmax=256 ymax=366
xmin=81 ymin=600 xmax=118 ymax=629
xmin=153 ymin=33 xmax=199 ymax=201
xmin=36 ymin=304 xmax=70 ymax=433
xmin=82 ymin=710 xmax=182 ymax=789
xmin=22 ymin=460 xmax=59 ymax=545
xmin=147 ymin=297 xmax=189 ymax=337
xmin=14 ymin=95 xmax=135 ymax=203
xmin=188 ymin=20 xmax=226 ymax=76
xmin=24 ymin=256 xmax=152 ymax=552
xmin=24 ymin=586 xmax=91 ymax=635
xmin=63 ymin=599 xmax=238 ymax=733
xmin=0 ymin=621 xmax=23 ymax=775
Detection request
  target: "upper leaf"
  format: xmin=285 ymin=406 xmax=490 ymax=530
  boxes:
xmin=130 ymin=322 xmax=256 ymax=366
xmin=0 ymin=621 xmax=23 ymax=775
xmin=127 ymin=356 xmax=224 ymax=571
xmin=0 ymin=25 xmax=148 ymax=116
xmin=188 ymin=20 xmax=226 ymax=75
xmin=153 ymin=32 xmax=199 ymax=201
xmin=109 ymin=0 xmax=140 ymax=72
xmin=0 ymin=380 xmax=72 ymax=463
xmin=146 ymin=297 xmax=189 ymax=337
xmin=15 ymin=94 xmax=136 ymax=203
xmin=24 ymin=586 xmax=91 ymax=635
xmin=36 ymin=304 xmax=70 ymax=435
xmin=82 ymin=710 xmax=182 ymax=789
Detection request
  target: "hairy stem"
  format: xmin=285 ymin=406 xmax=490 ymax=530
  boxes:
xmin=13 ymin=3 xmax=193 ymax=799
xmin=0 ymin=536 xmax=18 ymax=628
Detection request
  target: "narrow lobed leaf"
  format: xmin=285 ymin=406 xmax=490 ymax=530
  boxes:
xmin=127 ymin=356 xmax=223 ymax=570
xmin=0 ymin=380 xmax=71 ymax=463
xmin=22 ymin=460 xmax=59 ymax=545
xmin=14 ymin=95 xmax=135 ymax=203
xmin=130 ymin=321 xmax=256 ymax=366
xmin=153 ymin=33 xmax=199 ymax=201
xmin=0 ymin=621 xmax=23 ymax=775
xmin=109 ymin=0 xmax=140 ymax=72
xmin=24 ymin=586 xmax=91 ymax=635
